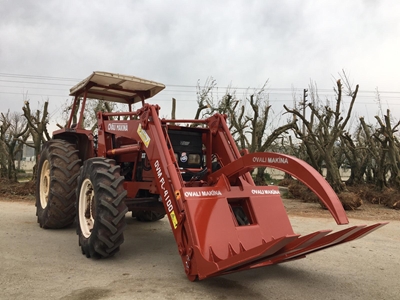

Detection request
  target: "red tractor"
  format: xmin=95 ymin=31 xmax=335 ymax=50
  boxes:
xmin=36 ymin=71 xmax=386 ymax=280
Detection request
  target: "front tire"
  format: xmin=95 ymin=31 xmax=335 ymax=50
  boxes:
xmin=76 ymin=158 xmax=128 ymax=258
xmin=35 ymin=139 xmax=81 ymax=228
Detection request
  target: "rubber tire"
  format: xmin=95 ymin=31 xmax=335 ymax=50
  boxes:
xmin=76 ymin=158 xmax=128 ymax=258
xmin=36 ymin=139 xmax=81 ymax=229
xmin=133 ymin=211 xmax=165 ymax=222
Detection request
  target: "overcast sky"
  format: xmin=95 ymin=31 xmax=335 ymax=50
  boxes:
xmin=1 ymin=0 xmax=399 ymax=130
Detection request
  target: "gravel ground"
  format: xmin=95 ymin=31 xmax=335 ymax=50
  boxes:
xmin=0 ymin=198 xmax=399 ymax=300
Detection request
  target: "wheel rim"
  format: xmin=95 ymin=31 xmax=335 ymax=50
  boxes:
xmin=79 ymin=178 xmax=95 ymax=238
xmin=39 ymin=160 xmax=50 ymax=208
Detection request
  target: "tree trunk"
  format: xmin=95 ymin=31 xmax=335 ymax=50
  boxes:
xmin=324 ymin=158 xmax=345 ymax=193
xmin=254 ymin=167 xmax=267 ymax=186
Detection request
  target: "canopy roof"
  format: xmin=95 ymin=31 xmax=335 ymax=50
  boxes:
xmin=69 ymin=71 xmax=165 ymax=104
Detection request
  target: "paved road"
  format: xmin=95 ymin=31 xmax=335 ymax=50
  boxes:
xmin=0 ymin=200 xmax=399 ymax=300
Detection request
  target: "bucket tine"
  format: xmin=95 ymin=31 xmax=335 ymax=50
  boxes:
xmin=278 ymin=230 xmax=332 ymax=252
xmin=340 ymin=222 xmax=388 ymax=242
xmin=268 ymin=223 xmax=387 ymax=264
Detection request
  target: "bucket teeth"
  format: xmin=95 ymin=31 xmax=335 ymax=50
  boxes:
xmin=228 ymin=244 xmax=237 ymax=258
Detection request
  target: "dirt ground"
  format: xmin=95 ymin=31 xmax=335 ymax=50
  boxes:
xmin=0 ymin=180 xmax=399 ymax=300
xmin=1 ymin=174 xmax=399 ymax=300
xmin=0 ymin=197 xmax=399 ymax=300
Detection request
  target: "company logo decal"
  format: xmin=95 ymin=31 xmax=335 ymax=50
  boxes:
xmin=107 ymin=123 xmax=128 ymax=131
xmin=251 ymin=189 xmax=280 ymax=195
xmin=184 ymin=190 xmax=222 ymax=197
xmin=180 ymin=152 xmax=188 ymax=163
xmin=252 ymin=157 xmax=288 ymax=164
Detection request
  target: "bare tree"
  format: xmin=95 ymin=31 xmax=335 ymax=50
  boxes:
xmin=59 ymin=98 xmax=116 ymax=131
xmin=22 ymin=100 xmax=51 ymax=160
xmin=373 ymin=109 xmax=400 ymax=188
xmin=355 ymin=117 xmax=383 ymax=186
xmin=0 ymin=110 xmax=29 ymax=181
xmin=86 ymin=100 xmax=115 ymax=131
xmin=240 ymin=87 xmax=296 ymax=184
xmin=340 ymin=127 xmax=369 ymax=186
xmin=193 ymin=77 xmax=216 ymax=122
xmin=284 ymin=77 xmax=359 ymax=193
xmin=193 ymin=79 xmax=296 ymax=184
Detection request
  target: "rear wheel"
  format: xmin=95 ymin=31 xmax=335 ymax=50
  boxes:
xmin=36 ymin=139 xmax=81 ymax=228
xmin=76 ymin=158 xmax=128 ymax=258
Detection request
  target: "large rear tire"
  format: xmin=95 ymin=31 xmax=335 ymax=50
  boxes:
xmin=36 ymin=139 xmax=81 ymax=228
xmin=76 ymin=158 xmax=128 ymax=258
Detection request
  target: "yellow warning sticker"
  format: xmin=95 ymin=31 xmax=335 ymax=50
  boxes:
xmin=137 ymin=123 xmax=151 ymax=148
xmin=170 ymin=211 xmax=178 ymax=229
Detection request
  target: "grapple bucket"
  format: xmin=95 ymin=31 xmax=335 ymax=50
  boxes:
xmin=180 ymin=152 xmax=387 ymax=280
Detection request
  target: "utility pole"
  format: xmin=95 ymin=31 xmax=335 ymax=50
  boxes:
xmin=302 ymin=89 xmax=308 ymax=135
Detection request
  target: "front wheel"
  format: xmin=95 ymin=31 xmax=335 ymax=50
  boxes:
xmin=76 ymin=158 xmax=128 ymax=258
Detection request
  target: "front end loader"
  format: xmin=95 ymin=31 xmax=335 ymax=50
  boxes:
xmin=35 ymin=71 xmax=387 ymax=281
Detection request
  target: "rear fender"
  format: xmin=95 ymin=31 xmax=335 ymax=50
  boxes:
xmin=53 ymin=131 xmax=95 ymax=162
